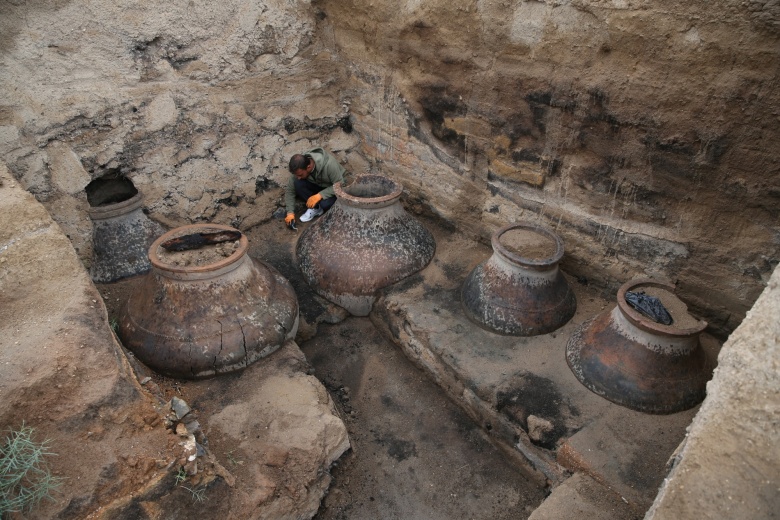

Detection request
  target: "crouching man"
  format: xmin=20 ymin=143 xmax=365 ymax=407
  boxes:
xmin=284 ymin=147 xmax=347 ymax=225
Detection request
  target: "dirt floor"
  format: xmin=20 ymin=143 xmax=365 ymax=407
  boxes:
xmin=301 ymin=318 xmax=546 ymax=519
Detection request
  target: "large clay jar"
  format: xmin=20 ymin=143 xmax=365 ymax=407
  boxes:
xmin=461 ymin=222 xmax=576 ymax=336
xmin=296 ymin=174 xmax=436 ymax=316
xmin=118 ymin=224 xmax=299 ymax=379
xmin=566 ymin=278 xmax=710 ymax=414
xmin=89 ymin=192 xmax=164 ymax=283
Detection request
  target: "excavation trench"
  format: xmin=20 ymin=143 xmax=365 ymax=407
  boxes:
xmin=95 ymin=212 xmax=719 ymax=519
xmin=2 ymin=1 xmax=775 ymax=516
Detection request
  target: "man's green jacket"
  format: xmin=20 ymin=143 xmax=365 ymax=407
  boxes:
xmin=285 ymin=148 xmax=346 ymax=214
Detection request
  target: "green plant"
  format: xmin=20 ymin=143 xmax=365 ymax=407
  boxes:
xmin=109 ymin=317 xmax=119 ymax=333
xmin=174 ymin=466 xmax=187 ymax=486
xmin=181 ymin=485 xmax=206 ymax=503
xmin=226 ymin=450 xmax=243 ymax=466
xmin=0 ymin=424 xmax=62 ymax=516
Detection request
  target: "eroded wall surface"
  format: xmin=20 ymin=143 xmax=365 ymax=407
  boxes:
xmin=645 ymin=262 xmax=780 ymax=519
xmin=1 ymin=0 xmax=779 ymax=333
xmin=0 ymin=0 xmax=360 ymax=264
xmin=316 ymin=0 xmax=780 ymax=335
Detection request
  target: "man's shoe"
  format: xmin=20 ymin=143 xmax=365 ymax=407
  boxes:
xmin=300 ymin=206 xmax=324 ymax=222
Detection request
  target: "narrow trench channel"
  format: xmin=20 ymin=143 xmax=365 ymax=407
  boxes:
xmin=300 ymin=316 xmax=547 ymax=520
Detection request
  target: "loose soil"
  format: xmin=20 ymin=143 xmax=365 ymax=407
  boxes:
xmin=156 ymin=239 xmax=240 ymax=267
xmin=637 ymin=285 xmax=701 ymax=329
xmin=500 ymin=228 xmax=558 ymax=260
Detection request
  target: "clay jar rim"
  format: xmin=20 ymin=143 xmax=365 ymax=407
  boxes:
xmin=149 ymin=223 xmax=248 ymax=277
xmin=617 ymin=278 xmax=708 ymax=337
xmin=88 ymin=191 xmax=144 ymax=220
xmin=491 ymin=222 xmax=564 ymax=270
xmin=333 ymin=174 xmax=402 ymax=209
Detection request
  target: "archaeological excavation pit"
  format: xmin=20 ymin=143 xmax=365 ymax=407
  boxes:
xmin=1 ymin=1 xmax=778 ymax=519
xmin=88 ymin=208 xmax=723 ymax=519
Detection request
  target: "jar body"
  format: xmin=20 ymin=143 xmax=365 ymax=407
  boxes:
xmin=461 ymin=223 xmax=576 ymax=336
xmin=89 ymin=193 xmax=164 ymax=283
xmin=565 ymin=279 xmax=710 ymax=414
xmin=118 ymin=224 xmax=299 ymax=379
xmin=296 ymin=175 xmax=435 ymax=316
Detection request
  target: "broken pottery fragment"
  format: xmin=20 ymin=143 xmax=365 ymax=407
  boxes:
xmin=566 ymin=278 xmax=710 ymax=414
xmin=118 ymin=224 xmax=299 ymax=379
xmin=461 ymin=222 xmax=576 ymax=336
xmin=296 ymin=174 xmax=436 ymax=316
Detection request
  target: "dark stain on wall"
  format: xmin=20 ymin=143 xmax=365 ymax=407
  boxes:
xmin=419 ymin=89 xmax=468 ymax=157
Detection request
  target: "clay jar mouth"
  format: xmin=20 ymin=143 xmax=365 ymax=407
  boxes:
xmin=616 ymin=278 xmax=708 ymax=337
xmin=334 ymin=175 xmax=402 ymax=209
xmin=149 ymin=224 xmax=248 ymax=280
xmin=492 ymin=223 xmax=564 ymax=269
xmin=88 ymin=192 xmax=144 ymax=220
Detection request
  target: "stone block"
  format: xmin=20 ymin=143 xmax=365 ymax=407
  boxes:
xmin=47 ymin=141 xmax=91 ymax=194
xmin=144 ymin=92 xmax=178 ymax=133
xmin=443 ymin=115 xmax=492 ymax=140
xmin=490 ymin=157 xmax=546 ymax=187
xmin=528 ymin=473 xmax=635 ymax=520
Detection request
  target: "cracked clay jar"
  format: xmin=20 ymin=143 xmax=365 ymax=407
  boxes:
xmin=118 ymin=224 xmax=299 ymax=379
xmin=461 ymin=222 xmax=576 ymax=336
xmin=296 ymin=174 xmax=436 ymax=316
xmin=566 ymin=278 xmax=710 ymax=414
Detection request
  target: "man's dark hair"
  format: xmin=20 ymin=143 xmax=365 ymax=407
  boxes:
xmin=288 ymin=154 xmax=311 ymax=173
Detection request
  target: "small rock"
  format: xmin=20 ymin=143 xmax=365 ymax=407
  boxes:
xmin=527 ymin=414 xmax=554 ymax=443
xmin=262 ymin=446 xmax=289 ymax=467
xmin=143 ymin=411 xmax=161 ymax=427
xmin=175 ymin=423 xmax=189 ymax=436
xmin=181 ymin=434 xmax=198 ymax=461
xmin=184 ymin=459 xmax=198 ymax=476
xmin=184 ymin=419 xmax=201 ymax=435
xmin=171 ymin=397 xmax=191 ymax=420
